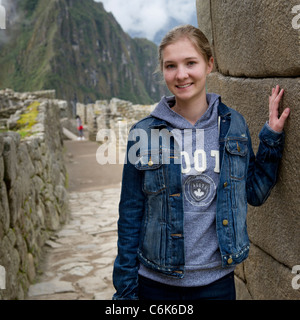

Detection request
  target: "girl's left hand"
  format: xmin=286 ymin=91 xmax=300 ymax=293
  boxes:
xmin=268 ymin=85 xmax=290 ymax=133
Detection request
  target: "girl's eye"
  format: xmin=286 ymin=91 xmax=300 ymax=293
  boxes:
xmin=187 ymin=61 xmax=196 ymax=66
xmin=165 ymin=64 xmax=175 ymax=69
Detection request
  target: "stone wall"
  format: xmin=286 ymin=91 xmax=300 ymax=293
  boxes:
xmin=197 ymin=0 xmax=300 ymax=299
xmin=0 ymin=89 xmax=69 ymax=299
xmin=76 ymin=98 xmax=157 ymax=142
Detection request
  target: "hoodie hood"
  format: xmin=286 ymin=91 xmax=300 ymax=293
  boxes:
xmin=150 ymin=93 xmax=220 ymax=130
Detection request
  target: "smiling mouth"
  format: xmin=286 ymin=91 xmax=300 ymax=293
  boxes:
xmin=176 ymin=83 xmax=193 ymax=89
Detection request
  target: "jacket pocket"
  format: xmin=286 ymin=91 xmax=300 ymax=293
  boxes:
xmin=226 ymin=139 xmax=248 ymax=180
xmin=135 ymin=151 xmax=166 ymax=194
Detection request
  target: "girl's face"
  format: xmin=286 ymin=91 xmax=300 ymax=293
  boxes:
xmin=162 ymin=38 xmax=213 ymax=104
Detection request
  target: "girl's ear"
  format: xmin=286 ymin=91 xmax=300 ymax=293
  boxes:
xmin=207 ymin=57 xmax=214 ymax=75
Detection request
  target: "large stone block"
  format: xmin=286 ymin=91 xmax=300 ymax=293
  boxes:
xmin=207 ymin=72 xmax=300 ymax=269
xmin=2 ymin=134 xmax=18 ymax=188
xmin=196 ymin=0 xmax=213 ymax=45
xmin=0 ymin=181 xmax=10 ymax=236
xmin=234 ymin=276 xmax=252 ymax=300
xmin=44 ymin=200 xmax=60 ymax=231
xmin=244 ymin=244 xmax=300 ymax=299
xmin=197 ymin=0 xmax=300 ymax=77
xmin=196 ymin=0 xmax=219 ymax=72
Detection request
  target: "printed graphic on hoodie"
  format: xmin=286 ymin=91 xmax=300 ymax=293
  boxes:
xmin=184 ymin=174 xmax=216 ymax=207
xmin=179 ymin=128 xmax=219 ymax=208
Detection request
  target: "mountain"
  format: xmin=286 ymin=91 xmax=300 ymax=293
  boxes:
xmin=0 ymin=0 xmax=167 ymax=105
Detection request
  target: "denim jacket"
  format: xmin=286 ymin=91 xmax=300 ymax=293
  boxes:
xmin=113 ymin=102 xmax=285 ymax=300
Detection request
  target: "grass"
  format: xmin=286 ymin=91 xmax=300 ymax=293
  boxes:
xmin=16 ymin=101 xmax=40 ymax=138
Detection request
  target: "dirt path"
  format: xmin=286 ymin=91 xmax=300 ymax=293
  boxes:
xmin=64 ymin=139 xmax=123 ymax=192
xmin=27 ymin=138 xmax=123 ymax=300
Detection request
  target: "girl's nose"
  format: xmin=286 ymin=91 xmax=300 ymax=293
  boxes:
xmin=176 ymin=66 xmax=189 ymax=81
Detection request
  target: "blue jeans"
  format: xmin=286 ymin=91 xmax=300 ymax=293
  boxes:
xmin=138 ymin=272 xmax=236 ymax=300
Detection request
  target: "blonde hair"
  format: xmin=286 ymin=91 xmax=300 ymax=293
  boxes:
xmin=158 ymin=25 xmax=213 ymax=72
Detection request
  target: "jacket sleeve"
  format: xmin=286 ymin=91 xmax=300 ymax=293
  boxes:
xmin=246 ymin=122 xmax=285 ymax=207
xmin=112 ymin=134 xmax=145 ymax=300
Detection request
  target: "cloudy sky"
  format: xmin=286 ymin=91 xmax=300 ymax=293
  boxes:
xmin=95 ymin=0 xmax=198 ymax=44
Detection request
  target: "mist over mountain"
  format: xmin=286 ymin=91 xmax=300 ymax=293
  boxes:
xmin=99 ymin=0 xmax=198 ymax=46
xmin=0 ymin=0 xmax=167 ymax=105
xmin=128 ymin=16 xmax=198 ymax=46
xmin=152 ymin=16 xmax=198 ymax=46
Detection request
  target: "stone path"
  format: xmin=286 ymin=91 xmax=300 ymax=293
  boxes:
xmin=27 ymin=138 xmax=123 ymax=300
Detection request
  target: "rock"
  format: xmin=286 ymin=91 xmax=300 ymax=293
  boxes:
xmin=57 ymin=100 xmax=69 ymax=118
xmin=44 ymin=201 xmax=60 ymax=231
xmin=58 ymin=263 xmax=93 ymax=277
xmin=7 ymin=114 xmax=20 ymax=130
xmin=28 ymin=280 xmax=75 ymax=297
xmin=76 ymin=244 xmax=98 ymax=251
xmin=207 ymin=72 xmax=300 ymax=269
xmin=56 ymin=228 xmax=81 ymax=238
xmin=234 ymin=276 xmax=252 ymax=300
xmin=18 ymin=143 xmax=35 ymax=179
xmin=76 ymin=276 xmax=108 ymax=295
xmin=197 ymin=0 xmax=300 ymax=77
xmin=0 ymin=181 xmax=10 ymax=235
xmin=7 ymin=177 xmax=24 ymax=228
xmin=45 ymin=240 xmax=62 ymax=249
xmin=62 ymin=127 xmax=78 ymax=141
xmin=31 ymin=90 xmax=56 ymax=99
xmin=244 ymin=245 xmax=300 ymax=299
xmin=54 ymin=185 xmax=69 ymax=214
xmin=2 ymin=134 xmax=18 ymax=186
xmin=27 ymin=253 xmax=36 ymax=283
xmin=196 ymin=0 xmax=218 ymax=72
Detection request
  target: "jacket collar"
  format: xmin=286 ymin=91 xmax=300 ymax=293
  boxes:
xmin=149 ymin=100 xmax=231 ymax=129
xmin=218 ymin=101 xmax=231 ymax=117
xmin=148 ymin=117 xmax=169 ymax=129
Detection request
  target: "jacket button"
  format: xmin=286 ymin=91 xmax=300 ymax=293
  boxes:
xmin=223 ymin=182 xmax=228 ymax=188
xmin=148 ymin=160 xmax=153 ymax=167
xmin=227 ymin=258 xmax=233 ymax=265
xmin=223 ymin=219 xmax=229 ymax=226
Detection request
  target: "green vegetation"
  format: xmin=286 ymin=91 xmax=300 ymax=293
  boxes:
xmin=20 ymin=0 xmax=40 ymax=16
xmin=16 ymin=101 xmax=40 ymax=138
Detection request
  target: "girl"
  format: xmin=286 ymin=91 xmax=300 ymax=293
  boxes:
xmin=112 ymin=25 xmax=290 ymax=300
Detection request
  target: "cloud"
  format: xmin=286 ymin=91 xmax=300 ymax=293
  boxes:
xmin=0 ymin=0 xmax=21 ymax=45
xmin=96 ymin=0 xmax=197 ymax=41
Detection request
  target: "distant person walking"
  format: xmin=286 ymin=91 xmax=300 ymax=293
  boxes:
xmin=76 ymin=115 xmax=84 ymax=140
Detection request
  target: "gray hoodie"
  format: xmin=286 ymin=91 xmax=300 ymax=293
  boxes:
xmin=138 ymin=93 xmax=235 ymax=287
